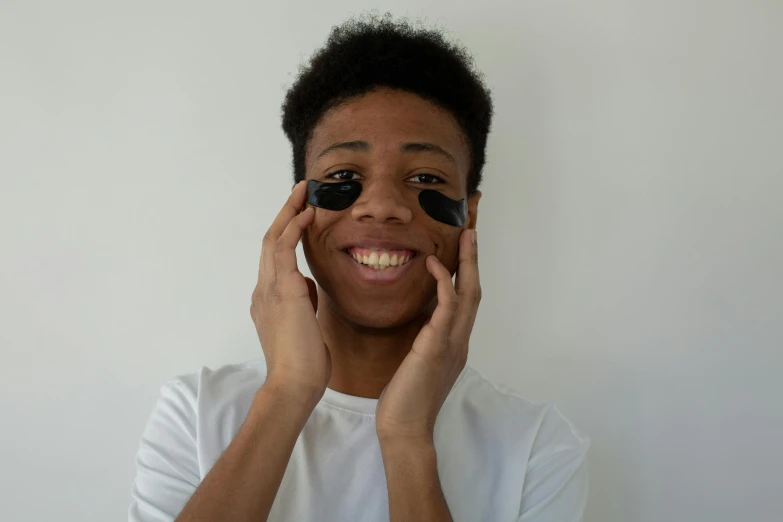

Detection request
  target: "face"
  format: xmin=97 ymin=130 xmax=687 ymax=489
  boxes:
xmin=302 ymin=87 xmax=481 ymax=329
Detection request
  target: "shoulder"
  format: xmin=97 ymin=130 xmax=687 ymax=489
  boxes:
xmin=161 ymin=358 xmax=267 ymax=401
xmin=131 ymin=360 xmax=267 ymax=519
xmin=154 ymin=359 xmax=268 ymax=441
xmin=447 ymin=365 xmax=590 ymax=457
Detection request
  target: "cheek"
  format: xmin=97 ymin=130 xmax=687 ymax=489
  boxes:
xmin=433 ymin=230 xmax=463 ymax=272
xmin=301 ymin=212 xmax=342 ymax=264
xmin=303 ymin=211 xmax=335 ymax=242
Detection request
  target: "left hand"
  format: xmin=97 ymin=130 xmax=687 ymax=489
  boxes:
xmin=376 ymin=228 xmax=481 ymax=444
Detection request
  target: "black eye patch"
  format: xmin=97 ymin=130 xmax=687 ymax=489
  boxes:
xmin=306 ymin=179 xmax=467 ymax=227
xmin=306 ymin=179 xmax=362 ymax=211
xmin=417 ymin=189 xmax=467 ymax=227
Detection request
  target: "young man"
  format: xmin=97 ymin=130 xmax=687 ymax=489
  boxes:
xmin=129 ymin=13 xmax=589 ymax=522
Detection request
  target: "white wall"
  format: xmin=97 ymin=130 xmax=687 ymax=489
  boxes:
xmin=2 ymin=1 xmax=781 ymax=521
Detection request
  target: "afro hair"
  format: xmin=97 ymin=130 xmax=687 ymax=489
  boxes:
xmin=280 ymin=11 xmax=494 ymax=195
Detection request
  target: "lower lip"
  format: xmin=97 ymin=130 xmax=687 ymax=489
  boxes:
xmin=343 ymin=250 xmax=418 ymax=284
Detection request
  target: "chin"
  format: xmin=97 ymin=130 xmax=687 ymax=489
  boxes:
xmin=341 ymin=302 xmax=428 ymax=330
xmin=324 ymin=292 xmax=432 ymax=329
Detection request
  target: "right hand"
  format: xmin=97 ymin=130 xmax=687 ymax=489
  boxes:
xmin=250 ymin=180 xmax=331 ymax=404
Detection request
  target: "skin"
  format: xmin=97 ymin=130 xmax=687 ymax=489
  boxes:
xmin=173 ymin=86 xmax=482 ymax=522
xmin=301 ymin=86 xmax=482 ymax=406
xmin=303 ymin=86 xmax=483 ymax=520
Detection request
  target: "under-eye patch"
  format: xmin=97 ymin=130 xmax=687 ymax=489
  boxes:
xmin=306 ymin=179 xmax=467 ymax=227
xmin=418 ymin=189 xmax=467 ymax=227
xmin=306 ymin=179 xmax=362 ymax=211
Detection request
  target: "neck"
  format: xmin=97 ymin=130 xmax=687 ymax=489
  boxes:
xmin=317 ymin=288 xmax=434 ymax=399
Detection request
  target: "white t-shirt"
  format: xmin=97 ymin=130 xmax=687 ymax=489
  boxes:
xmin=129 ymin=359 xmax=590 ymax=522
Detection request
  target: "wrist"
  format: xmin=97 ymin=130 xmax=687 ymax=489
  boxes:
xmin=264 ymin=372 xmax=324 ymax=402
xmin=379 ymin=435 xmax=436 ymax=457
xmin=377 ymin=425 xmax=435 ymax=448
xmin=254 ymin=378 xmax=322 ymax=419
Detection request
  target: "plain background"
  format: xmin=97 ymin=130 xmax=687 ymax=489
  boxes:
xmin=2 ymin=1 xmax=781 ymax=521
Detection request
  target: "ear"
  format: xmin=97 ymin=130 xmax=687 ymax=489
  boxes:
xmin=466 ymin=190 xmax=481 ymax=230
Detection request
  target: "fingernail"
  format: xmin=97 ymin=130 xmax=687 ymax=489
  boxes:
xmin=471 ymin=229 xmax=477 ymax=245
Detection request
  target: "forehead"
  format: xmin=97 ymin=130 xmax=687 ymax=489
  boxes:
xmin=306 ymin=88 xmax=469 ymax=173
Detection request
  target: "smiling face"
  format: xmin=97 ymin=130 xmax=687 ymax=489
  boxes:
xmin=301 ymin=87 xmax=481 ymax=329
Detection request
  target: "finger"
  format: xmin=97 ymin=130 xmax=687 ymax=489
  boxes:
xmin=258 ymin=180 xmax=308 ymax=282
xmin=453 ymin=228 xmax=481 ymax=342
xmin=424 ymin=254 xmax=459 ymax=336
xmin=274 ymin=205 xmax=314 ymax=286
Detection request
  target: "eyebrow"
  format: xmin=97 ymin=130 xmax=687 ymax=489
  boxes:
xmin=315 ymin=140 xmax=457 ymax=167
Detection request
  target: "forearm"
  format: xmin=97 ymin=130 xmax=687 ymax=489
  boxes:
xmin=174 ymin=382 xmax=317 ymax=522
xmin=380 ymin=439 xmax=454 ymax=522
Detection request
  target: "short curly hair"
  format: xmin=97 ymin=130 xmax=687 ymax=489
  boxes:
xmin=280 ymin=11 xmax=494 ymax=195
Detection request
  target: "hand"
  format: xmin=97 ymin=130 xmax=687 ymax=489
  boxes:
xmin=250 ymin=180 xmax=331 ymax=404
xmin=375 ymin=228 xmax=480 ymax=443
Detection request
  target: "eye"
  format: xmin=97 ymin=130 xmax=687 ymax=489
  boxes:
xmin=408 ymin=173 xmax=444 ymax=184
xmin=325 ymin=169 xmax=361 ymax=181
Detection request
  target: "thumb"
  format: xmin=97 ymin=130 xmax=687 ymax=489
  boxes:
xmin=305 ymin=277 xmax=318 ymax=314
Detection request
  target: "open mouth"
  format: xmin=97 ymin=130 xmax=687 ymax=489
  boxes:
xmin=342 ymin=248 xmax=420 ymax=271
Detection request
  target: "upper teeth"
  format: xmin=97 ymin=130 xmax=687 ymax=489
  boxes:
xmin=352 ymin=250 xmax=415 ymax=270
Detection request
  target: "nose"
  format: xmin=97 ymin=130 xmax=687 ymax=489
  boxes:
xmin=349 ymin=177 xmax=414 ymax=224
